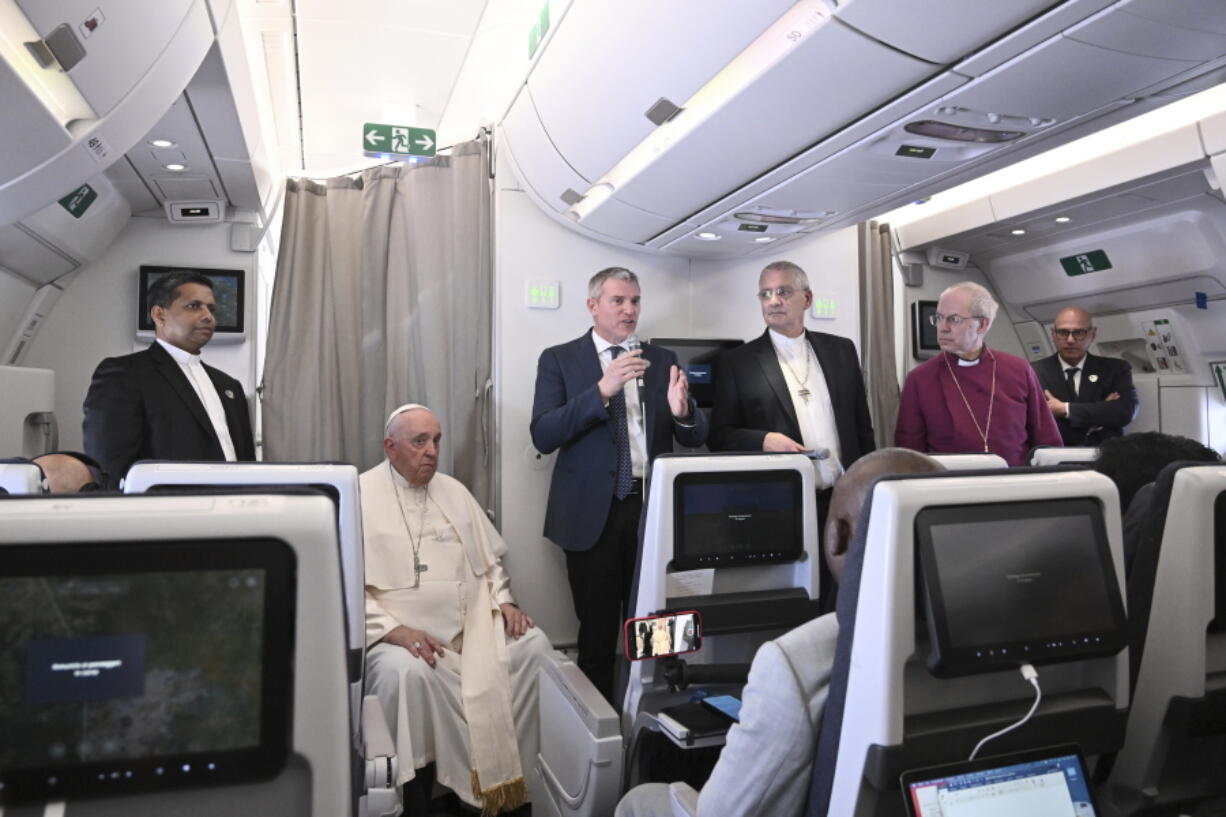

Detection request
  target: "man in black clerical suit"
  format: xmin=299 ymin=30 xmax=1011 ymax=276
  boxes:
xmin=83 ymin=271 xmax=255 ymax=483
xmin=709 ymin=260 xmax=875 ymax=610
xmin=1032 ymin=306 xmax=1138 ymax=446
xmin=709 ymin=260 xmax=875 ymax=466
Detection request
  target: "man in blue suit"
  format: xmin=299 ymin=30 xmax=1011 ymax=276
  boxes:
xmin=531 ymin=267 xmax=708 ymax=701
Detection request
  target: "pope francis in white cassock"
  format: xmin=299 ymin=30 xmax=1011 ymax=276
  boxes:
xmin=362 ymin=404 xmax=552 ymax=816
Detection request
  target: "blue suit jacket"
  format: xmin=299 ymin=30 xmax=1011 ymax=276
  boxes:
xmin=530 ymin=330 xmax=708 ymax=551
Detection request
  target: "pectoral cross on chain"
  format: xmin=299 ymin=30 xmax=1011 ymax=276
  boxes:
xmin=797 ymin=388 xmax=811 ymax=403
xmin=411 ymin=557 xmax=429 ymax=588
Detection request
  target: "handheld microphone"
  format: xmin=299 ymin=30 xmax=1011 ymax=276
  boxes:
xmin=626 ymin=335 xmax=645 ymax=390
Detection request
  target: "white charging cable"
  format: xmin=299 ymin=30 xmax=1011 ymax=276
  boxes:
xmin=969 ymin=664 xmax=1041 ymax=760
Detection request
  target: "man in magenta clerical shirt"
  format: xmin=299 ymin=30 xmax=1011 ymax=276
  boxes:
xmin=895 ymin=281 xmax=1062 ymax=466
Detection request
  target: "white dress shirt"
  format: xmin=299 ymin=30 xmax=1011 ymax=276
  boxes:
xmin=770 ymin=329 xmax=840 ymax=487
xmin=591 ymin=331 xmax=648 ymax=479
xmin=156 ymin=338 xmax=237 ymax=461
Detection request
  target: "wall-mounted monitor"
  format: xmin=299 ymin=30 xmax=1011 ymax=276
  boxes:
xmin=137 ymin=266 xmax=245 ymax=340
xmin=915 ymin=497 xmax=1127 ymax=678
xmin=649 ymin=338 xmax=744 ymax=408
xmin=910 ymin=300 xmax=939 ymax=361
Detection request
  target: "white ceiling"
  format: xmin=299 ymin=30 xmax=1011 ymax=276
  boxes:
xmin=239 ymin=0 xmax=490 ymax=174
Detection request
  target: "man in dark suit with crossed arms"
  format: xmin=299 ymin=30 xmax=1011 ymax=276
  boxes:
xmin=83 ymin=270 xmax=255 ymax=484
xmin=709 ymin=260 xmax=875 ymax=607
xmin=531 ymin=267 xmax=708 ymax=702
xmin=1032 ymin=305 xmax=1138 ymax=446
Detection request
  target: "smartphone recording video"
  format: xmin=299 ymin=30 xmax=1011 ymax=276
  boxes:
xmin=624 ymin=610 xmax=702 ymax=660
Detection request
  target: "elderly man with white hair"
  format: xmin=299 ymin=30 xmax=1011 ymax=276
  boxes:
xmin=362 ymin=403 xmax=550 ymax=816
xmin=895 ymin=281 xmax=1061 ymax=465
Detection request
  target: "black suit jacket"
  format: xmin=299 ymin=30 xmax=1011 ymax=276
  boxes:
xmin=709 ymin=329 xmax=875 ymax=467
xmin=1032 ymin=351 xmax=1137 ymax=446
xmin=530 ymin=330 xmax=709 ymax=551
xmin=83 ymin=342 xmax=255 ymax=482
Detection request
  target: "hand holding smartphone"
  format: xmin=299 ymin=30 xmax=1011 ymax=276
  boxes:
xmin=624 ymin=610 xmax=702 ymax=660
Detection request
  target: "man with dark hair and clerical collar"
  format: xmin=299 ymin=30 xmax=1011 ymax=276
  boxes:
xmin=895 ymin=281 xmax=1062 ymax=465
xmin=1032 ymin=305 xmax=1138 ymax=446
xmin=83 ymin=270 xmax=254 ymax=483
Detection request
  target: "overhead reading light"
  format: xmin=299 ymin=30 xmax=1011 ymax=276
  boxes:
xmin=696 ymin=232 xmax=721 ymax=241
xmin=164 ymin=163 xmax=187 ymax=171
xmin=904 ymin=120 xmax=1025 ymax=144
xmin=754 ymin=236 xmax=775 ymax=243
xmin=1010 ymin=228 xmax=1026 ymax=235
xmin=149 ymin=138 xmax=175 ymax=148
xmin=1055 ymin=216 xmax=1071 ymax=223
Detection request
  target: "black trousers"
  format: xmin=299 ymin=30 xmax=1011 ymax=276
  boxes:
xmin=565 ymin=491 xmax=641 ymax=704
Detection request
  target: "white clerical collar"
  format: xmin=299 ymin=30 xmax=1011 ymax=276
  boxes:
xmin=1060 ymin=355 xmax=1086 ymax=371
xmin=156 ymin=337 xmax=202 ymax=366
xmin=951 ymin=351 xmax=982 ymax=367
xmin=388 ymin=461 xmax=429 ymax=495
xmin=768 ymin=328 xmax=807 ymax=352
xmin=590 ymin=329 xmax=627 ymax=356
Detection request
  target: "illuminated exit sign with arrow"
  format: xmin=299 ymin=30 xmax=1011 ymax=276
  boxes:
xmin=362 ymin=123 xmax=436 ymax=157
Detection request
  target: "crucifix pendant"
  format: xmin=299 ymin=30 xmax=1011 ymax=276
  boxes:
xmin=411 ymin=557 xmax=429 ymax=588
xmin=797 ymin=388 xmax=811 ymax=402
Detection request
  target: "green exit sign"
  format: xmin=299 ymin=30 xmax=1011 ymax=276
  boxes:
xmin=58 ymin=183 xmax=97 ymax=219
xmin=362 ymin=123 xmax=436 ymax=157
xmin=528 ymin=2 xmax=550 ymax=58
xmin=1059 ymin=249 xmax=1112 ymax=276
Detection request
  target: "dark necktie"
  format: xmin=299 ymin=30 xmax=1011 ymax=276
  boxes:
xmin=1065 ymin=367 xmax=1079 ymax=402
xmin=608 ymin=347 xmax=633 ymax=500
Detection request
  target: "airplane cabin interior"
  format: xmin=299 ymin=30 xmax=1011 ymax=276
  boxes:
xmin=3 ymin=2 xmax=1226 ymax=816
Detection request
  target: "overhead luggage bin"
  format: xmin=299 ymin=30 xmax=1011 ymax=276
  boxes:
xmin=526 ymin=0 xmax=794 ymax=187
xmin=0 ymin=0 xmax=215 ymax=226
xmin=502 ymin=0 xmax=1226 ymax=257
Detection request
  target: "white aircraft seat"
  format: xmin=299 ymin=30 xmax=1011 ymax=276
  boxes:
xmin=618 ymin=453 xmax=819 ymax=780
xmin=122 ymin=461 xmax=367 ymax=743
xmin=928 ymin=452 xmax=1008 ymax=470
xmin=536 ymin=651 xmax=624 ymax=817
xmin=0 ymin=492 xmax=363 ymax=816
xmin=0 ymin=460 xmax=44 ymax=494
xmin=1108 ymin=462 xmax=1226 ymax=816
xmin=805 ymin=469 xmax=1130 ymax=817
xmin=1030 ymin=446 xmax=1099 ymax=466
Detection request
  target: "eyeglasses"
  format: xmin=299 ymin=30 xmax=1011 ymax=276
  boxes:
xmin=928 ymin=313 xmax=984 ymax=327
xmin=756 ymin=286 xmax=807 ymax=301
xmin=1053 ymin=328 xmax=1091 ymax=340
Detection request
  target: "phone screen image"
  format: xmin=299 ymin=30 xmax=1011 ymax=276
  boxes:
xmin=624 ymin=610 xmax=702 ymax=660
xmin=701 ymin=694 xmax=742 ymax=722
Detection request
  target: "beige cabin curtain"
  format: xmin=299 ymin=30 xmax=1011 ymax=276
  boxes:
xmin=262 ymin=135 xmax=493 ymax=505
xmin=858 ymin=220 xmax=900 ymax=447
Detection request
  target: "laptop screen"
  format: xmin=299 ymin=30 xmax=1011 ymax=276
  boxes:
xmin=901 ymin=746 xmax=1097 ymax=817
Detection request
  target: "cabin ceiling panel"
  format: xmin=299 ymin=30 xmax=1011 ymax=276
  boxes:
xmin=833 ymin=0 xmax=1061 ymax=65
xmin=949 ymin=36 xmax=1198 ymax=126
xmin=104 ymin=161 xmax=159 ymax=215
xmin=1121 ymin=0 xmax=1226 ymax=37
xmin=0 ymin=225 xmax=77 ymax=284
xmin=526 ymin=0 xmax=794 ymax=185
xmin=952 ymin=0 xmax=1117 ymax=77
xmin=1066 ymin=0 xmax=1226 ymax=62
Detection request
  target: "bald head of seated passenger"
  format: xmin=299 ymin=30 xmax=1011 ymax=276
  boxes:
xmin=33 ymin=452 xmax=104 ymax=493
xmin=824 ymin=447 xmax=946 ymax=585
